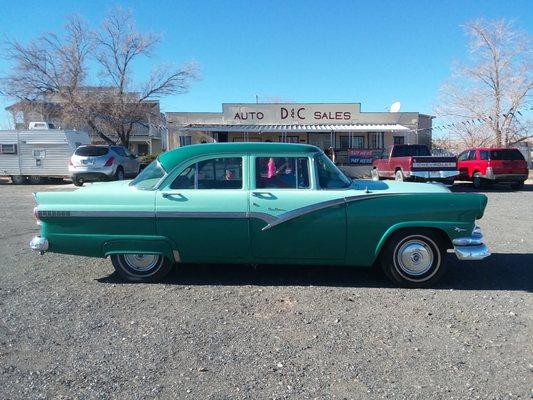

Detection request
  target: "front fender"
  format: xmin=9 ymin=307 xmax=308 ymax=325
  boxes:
xmin=373 ymin=221 xmax=473 ymax=258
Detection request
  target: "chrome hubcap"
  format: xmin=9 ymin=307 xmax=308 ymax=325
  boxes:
xmin=396 ymin=240 xmax=433 ymax=276
xmin=123 ymin=254 xmax=159 ymax=271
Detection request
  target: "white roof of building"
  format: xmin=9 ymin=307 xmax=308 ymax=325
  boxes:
xmin=180 ymin=124 xmax=410 ymax=133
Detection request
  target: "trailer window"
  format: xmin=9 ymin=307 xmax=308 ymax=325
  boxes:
xmin=0 ymin=144 xmax=17 ymax=154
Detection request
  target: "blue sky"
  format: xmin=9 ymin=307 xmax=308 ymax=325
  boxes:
xmin=0 ymin=0 xmax=531 ymax=127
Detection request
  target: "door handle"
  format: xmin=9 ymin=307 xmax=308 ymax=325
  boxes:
xmin=162 ymin=192 xmax=181 ymax=198
xmin=252 ymin=192 xmax=271 ymax=197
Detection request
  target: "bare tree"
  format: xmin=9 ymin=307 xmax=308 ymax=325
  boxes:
xmin=2 ymin=8 xmax=198 ymax=147
xmin=435 ymin=19 xmax=532 ymax=148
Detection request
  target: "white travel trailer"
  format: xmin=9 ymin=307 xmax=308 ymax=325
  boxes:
xmin=0 ymin=128 xmax=91 ymax=184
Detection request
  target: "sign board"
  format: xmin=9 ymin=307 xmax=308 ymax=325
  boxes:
xmin=223 ymin=103 xmax=361 ymax=125
xmin=348 ymin=149 xmax=382 ymax=165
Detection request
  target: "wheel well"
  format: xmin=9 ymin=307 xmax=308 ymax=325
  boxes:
xmin=395 ymin=167 xmax=402 ymax=172
xmin=378 ymin=227 xmax=453 ymax=258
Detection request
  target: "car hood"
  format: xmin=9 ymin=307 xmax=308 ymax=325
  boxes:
xmin=350 ymin=179 xmax=451 ymax=194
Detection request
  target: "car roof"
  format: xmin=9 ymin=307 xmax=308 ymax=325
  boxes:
xmin=158 ymin=142 xmax=322 ymax=170
xmin=463 ymin=147 xmax=518 ymax=151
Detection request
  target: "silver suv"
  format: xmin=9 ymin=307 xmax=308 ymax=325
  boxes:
xmin=69 ymin=145 xmax=141 ymax=186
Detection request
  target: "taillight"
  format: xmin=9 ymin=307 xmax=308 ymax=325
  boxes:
xmin=104 ymin=156 xmax=115 ymax=167
xmin=32 ymin=193 xmax=41 ymax=225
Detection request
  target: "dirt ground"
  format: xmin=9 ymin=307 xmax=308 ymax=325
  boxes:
xmin=0 ymin=179 xmax=531 ymax=399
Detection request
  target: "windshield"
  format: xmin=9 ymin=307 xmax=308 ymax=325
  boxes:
xmin=130 ymin=160 xmax=166 ymax=190
xmin=315 ymin=154 xmax=352 ymax=189
xmin=75 ymin=146 xmax=109 ymax=157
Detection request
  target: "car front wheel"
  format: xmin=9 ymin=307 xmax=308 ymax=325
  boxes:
xmin=380 ymin=229 xmax=446 ymax=287
xmin=110 ymin=253 xmax=173 ymax=282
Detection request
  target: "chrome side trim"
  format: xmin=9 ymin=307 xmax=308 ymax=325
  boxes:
xmin=157 ymin=211 xmax=247 ymax=219
xmin=454 ymin=244 xmax=490 ymax=260
xmin=262 ymin=198 xmax=345 ymax=231
xmin=37 ymin=210 xmax=155 ymax=218
xmin=248 ymin=212 xmax=277 ymax=224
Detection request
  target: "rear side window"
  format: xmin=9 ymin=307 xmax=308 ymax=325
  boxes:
xmin=480 ymin=150 xmax=489 ymax=160
xmin=391 ymin=145 xmax=430 ymax=157
xmin=490 ymin=149 xmax=525 ymax=161
xmin=171 ymin=157 xmax=243 ymax=189
xmin=255 ymin=157 xmax=310 ymax=189
xmin=75 ymin=146 xmax=109 ymax=157
xmin=112 ymin=146 xmax=127 ymax=157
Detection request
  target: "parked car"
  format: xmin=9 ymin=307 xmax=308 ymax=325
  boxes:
xmin=372 ymin=144 xmax=458 ymax=184
xmin=31 ymin=143 xmax=490 ymax=287
xmin=457 ymin=147 xmax=529 ymax=190
xmin=69 ymin=145 xmax=140 ymax=186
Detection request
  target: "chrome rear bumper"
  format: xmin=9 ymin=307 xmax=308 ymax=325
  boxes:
xmin=30 ymin=236 xmax=49 ymax=255
xmin=409 ymin=170 xmax=459 ymax=179
xmin=452 ymin=226 xmax=490 ymax=260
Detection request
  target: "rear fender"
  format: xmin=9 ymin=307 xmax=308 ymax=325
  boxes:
xmin=103 ymin=238 xmax=178 ymax=262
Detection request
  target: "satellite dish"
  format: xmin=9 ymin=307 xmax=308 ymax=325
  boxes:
xmin=390 ymin=101 xmax=401 ymax=113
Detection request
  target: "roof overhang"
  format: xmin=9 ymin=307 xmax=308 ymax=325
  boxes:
xmin=179 ymin=124 xmax=410 ymax=133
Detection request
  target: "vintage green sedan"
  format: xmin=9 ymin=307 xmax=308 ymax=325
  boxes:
xmin=30 ymin=143 xmax=490 ymax=287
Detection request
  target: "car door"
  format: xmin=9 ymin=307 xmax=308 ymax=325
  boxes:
xmin=156 ymin=155 xmax=250 ymax=263
xmin=249 ymin=154 xmax=346 ymax=262
xmin=457 ymin=150 xmax=470 ymax=179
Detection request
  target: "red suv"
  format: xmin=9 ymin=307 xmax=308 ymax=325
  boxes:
xmin=457 ymin=147 xmax=528 ymax=190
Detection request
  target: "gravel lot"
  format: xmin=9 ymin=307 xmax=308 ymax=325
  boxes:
xmin=0 ymin=179 xmax=531 ymax=399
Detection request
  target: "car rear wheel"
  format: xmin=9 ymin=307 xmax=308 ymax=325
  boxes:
xmin=380 ymin=229 xmax=446 ymax=288
xmin=110 ymin=253 xmax=173 ymax=282
xmin=472 ymin=173 xmax=484 ymax=189
xmin=371 ymin=168 xmax=380 ymax=181
xmin=115 ymin=167 xmax=124 ymax=181
xmin=72 ymin=176 xmax=84 ymax=187
xmin=395 ymin=170 xmax=404 ymax=182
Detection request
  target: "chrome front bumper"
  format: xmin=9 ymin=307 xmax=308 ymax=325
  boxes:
xmin=409 ymin=170 xmax=459 ymax=179
xmin=452 ymin=226 xmax=490 ymax=260
xmin=30 ymin=236 xmax=49 ymax=255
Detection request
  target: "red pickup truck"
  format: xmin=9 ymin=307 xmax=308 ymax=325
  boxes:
xmin=457 ymin=147 xmax=528 ymax=190
xmin=372 ymin=144 xmax=458 ymax=184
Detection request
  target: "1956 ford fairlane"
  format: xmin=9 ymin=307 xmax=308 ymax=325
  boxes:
xmin=30 ymin=143 xmax=490 ymax=287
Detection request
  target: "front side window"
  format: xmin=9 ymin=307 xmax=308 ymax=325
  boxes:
xmin=171 ymin=157 xmax=243 ymax=189
xmin=467 ymin=150 xmax=477 ymax=160
xmin=315 ymin=154 xmax=352 ymax=189
xmin=457 ymin=151 xmax=469 ymax=161
xmin=255 ymin=157 xmax=310 ymax=189
xmin=130 ymin=160 xmax=166 ymax=190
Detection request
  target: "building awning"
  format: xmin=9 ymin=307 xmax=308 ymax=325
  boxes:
xmin=179 ymin=123 xmax=410 ymax=133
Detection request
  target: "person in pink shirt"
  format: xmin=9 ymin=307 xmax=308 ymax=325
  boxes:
xmin=267 ymin=157 xmax=276 ymax=178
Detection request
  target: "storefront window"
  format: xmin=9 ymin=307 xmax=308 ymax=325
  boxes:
xmin=393 ymin=136 xmax=405 ymax=145
xmin=352 ymin=136 xmax=364 ymax=149
xmin=339 ymin=136 xmax=350 ymax=150
xmin=255 ymin=157 xmax=310 ymax=189
xmin=279 ymin=136 xmax=299 ymax=143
